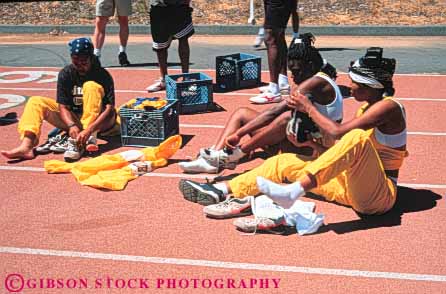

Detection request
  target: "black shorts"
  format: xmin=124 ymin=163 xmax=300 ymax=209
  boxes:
xmin=263 ymin=0 xmax=296 ymax=29
xmin=150 ymin=5 xmax=194 ymax=51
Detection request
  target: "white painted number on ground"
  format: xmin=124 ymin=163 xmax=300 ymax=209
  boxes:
xmin=0 ymin=71 xmax=58 ymax=84
xmin=0 ymin=94 xmax=26 ymax=110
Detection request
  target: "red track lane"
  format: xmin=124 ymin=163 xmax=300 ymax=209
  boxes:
xmin=0 ymin=67 xmax=445 ymax=293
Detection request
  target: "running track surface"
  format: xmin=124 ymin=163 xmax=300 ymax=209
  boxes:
xmin=0 ymin=67 xmax=445 ymax=293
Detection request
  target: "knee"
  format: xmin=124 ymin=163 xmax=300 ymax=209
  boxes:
xmin=82 ymin=81 xmax=104 ymax=94
xmin=27 ymin=96 xmax=47 ymax=106
xmin=118 ymin=16 xmax=129 ymax=26
xmin=95 ymin=17 xmax=108 ymax=29
xmin=341 ymin=129 xmax=371 ymax=146
xmin=233 ymin=107 xmax=254 ymax=122
xmin=273 ymin=112 xmax=291 ymax=129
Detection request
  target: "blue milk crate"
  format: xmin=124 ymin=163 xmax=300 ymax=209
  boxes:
xmin=119 ymin=100 xmax=179 ymax=147
xmin=216 ymin=53 xmax=261 ymax=91
xmin=165 ymin=72 xmax=213 ymax=114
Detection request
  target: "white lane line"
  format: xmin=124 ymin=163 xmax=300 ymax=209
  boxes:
xmin=1 ymin=166 xmax=445 ymax=189
xmin=179 ymin=123 xmax=446 ymax=136
xmin=0 ymin=246 xmax=445 ymax=282
xmin=2 ymin=66 xmax=446 ymax=76
xmin=1 ymin=86 xmax=446 ymax=102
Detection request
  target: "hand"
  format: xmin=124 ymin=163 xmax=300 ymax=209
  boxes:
xmin=76 ymin=129 xmax=92 ymax=146
xmin=225 ymin=133 xmax=241 ymax=149
xmin=287 ymin=133 xmax=315 ymax=148
xmin=286 ymin=90 xmax=313 ymax=113
xmin=68 ymin=125 xmax=81 ymax=140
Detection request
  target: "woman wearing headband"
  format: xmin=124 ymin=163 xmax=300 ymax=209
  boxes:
xmin=179 ymin=48 xmax=408 ymax=228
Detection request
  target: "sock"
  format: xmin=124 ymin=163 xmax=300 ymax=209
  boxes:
xmin=268 ymin=82 xmax=280 ymax=94
xmin=213 ymin=183 xmax=229 ymax=196
xmin=278 ymin=74 xmax=289 ymax=86
xmin=258 ymin=27 xmax=265 ymax=36
xmin=256 ymin=176 xmax=304 ymax=209
xmin=94 ymin=48 xmax=101 ymax=57
xmin=119 ymin=45 xmax=126 ymax=53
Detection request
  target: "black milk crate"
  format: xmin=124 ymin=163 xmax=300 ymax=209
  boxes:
xmin=119 ymin=100 xmax=179 ymax=147
xmin=165 ymin=72 xmax=213 ymax=114
xmin=216 ymin=53 xmax=261 ymax=91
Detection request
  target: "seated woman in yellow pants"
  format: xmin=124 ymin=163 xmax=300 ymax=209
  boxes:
xmin=179 ymin=47 xmax=408 ymax=226
xmin=1 ymin=37 xmax=117 ymax=162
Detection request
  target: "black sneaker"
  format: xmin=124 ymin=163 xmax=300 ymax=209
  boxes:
xmin=118 ymin=52 xmax=130 ymax=66
xmin=179 ymin=179 xmax=225 ymax=206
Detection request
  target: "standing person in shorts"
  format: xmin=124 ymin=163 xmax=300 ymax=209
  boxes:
xmin=93 ymin=0 xmax=132 ymax=66
xmin=250 ymin=0 xmax=297 ymax=104
xmin=146 ymin=0 xmax=194 ymax=92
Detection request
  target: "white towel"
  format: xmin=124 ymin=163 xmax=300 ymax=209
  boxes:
xmin=284 ymin=200 xmax=325 ymax=235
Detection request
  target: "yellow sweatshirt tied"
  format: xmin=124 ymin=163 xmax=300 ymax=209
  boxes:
xmin=44 ymin=135 xmax=182 ymax=190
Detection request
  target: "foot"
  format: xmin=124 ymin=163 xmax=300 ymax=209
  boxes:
xmin=256 ymin=176 xmax=304 ymax=209
xmin=249 ymin=91 xmax=282 ymax=104
xmin=1 ymin=146 xmax=35 ymax=160
xmin=118 ymin=52 xmax=130 ymax=66
xmin=178 ymin=157 xmax=218 ymax=174
xmin=253 ymin=34 xmax=264 ymax=48
xmin=85 ymin=136 xmax=99 ymax=152
xmin=259 ymin=84 xmax=290 ymax=95
xmin=179 ymin=179 xmax=225 ymax=206
xmin=146 ymin=79 xmax=166 ymax=92
xmin=199 ymin=147 xmax=245 ymax=169
xmin=203 ymin=197 xmax=253 ymax=219
xmin=233 ymin=216 xmax=286 ymax=234
xmin=63 ymin=137 xmax=84 ymax=162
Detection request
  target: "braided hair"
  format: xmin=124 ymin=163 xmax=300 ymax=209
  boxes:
xmin=288 ymin=33 xmax=336 ymax=79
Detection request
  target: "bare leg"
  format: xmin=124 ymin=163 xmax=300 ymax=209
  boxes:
xmin=93 ymin=16 xmax=109 ymax=51
xmin=178 ymin=37 xmax=190 ymax=73
xmin=213 ymin=107 xmax=259 ymax=150
xmin=156 ymin=48 xmax=168 ymax=80
xmin=239 ymin=111 xmax=290 ymax=153
xmin=1 ymin=131 xmax=37 ymax=160
xmin=264 ymin=28 xmax=285 ymax=84
xmin=117 ymin=16 xmax=129 ymax=48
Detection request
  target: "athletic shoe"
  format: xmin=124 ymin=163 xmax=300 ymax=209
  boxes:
xmin=48 ymin=134 xmax=69 ymax=153
xmin=233 ymin=216 xmax=286 ymax=234
xmin=259 ymin=84 xmax=290 ymax=95
xmin=63 ymin=137 xmax=84 ymax=162
xmin=199 ymin=147 xmax=245 ymax=170
xmin=35 ymin=133 xmax=65 ymax=154
xmin=249 ymin=91 xmax=282 ymax=104
xmin=146 ymin=79 xmax=166 ymax=92
xmin=179 ymin=179 xmax=225 ymax=206
xmin=178 ymin=157 xmax=218 ymax=174
xmin=253 ymin=34 xmax=264 ymax=48
xmin=203 ymin=197 xmax=253 ymax=219
xmin=118 ymin=52 xmax=130 ymax=66
xmin=85 ymin=136 xmax=99 ymax=152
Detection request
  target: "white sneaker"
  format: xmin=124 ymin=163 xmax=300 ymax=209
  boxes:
xmin=178 ymin=157 xmax=218 ymax=174
xmin=253 ymin=34 xmax=264 ymax=48
xmin=249 ymin=91 xmax=282 ymax=104
xmin=63 ymin=137 xmax=84 ymax=162
xmin=146 ymin=79 xmax=166 ymax=92
xmin=200 ymin=147 xmax=245 ymax=169
xmin=259 ymin=84 xmax=290 ymax=95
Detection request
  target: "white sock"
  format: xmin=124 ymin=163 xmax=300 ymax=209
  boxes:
xmin=119 ymin=45 xmax=126 ymax=53
xmin=258 ymin=27 xmax=265 ymax=36
xmin=256 ymin=176 xmax=304 ymax=209
xmin=213 ymin=183 xmax=229 ymax=196
xmin=94 ymin=48 xmax=101 ymax=57
xmin=278 ymin=74 xmax=289 ymax=86
xmin=268 ymin=82 xmax=280 ymax=94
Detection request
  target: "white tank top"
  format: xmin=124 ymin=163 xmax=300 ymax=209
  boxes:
xmin=374 ymin=99 xmax=407 ymax=148
xmin=313 ymin=72 xmax=343 ymax=122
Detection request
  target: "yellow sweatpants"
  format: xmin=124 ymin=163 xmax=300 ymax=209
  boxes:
xmin=229 ymin=129 xmax=397 ymax=214
xmin=17 ymin=81 xmax=105 ymax=139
